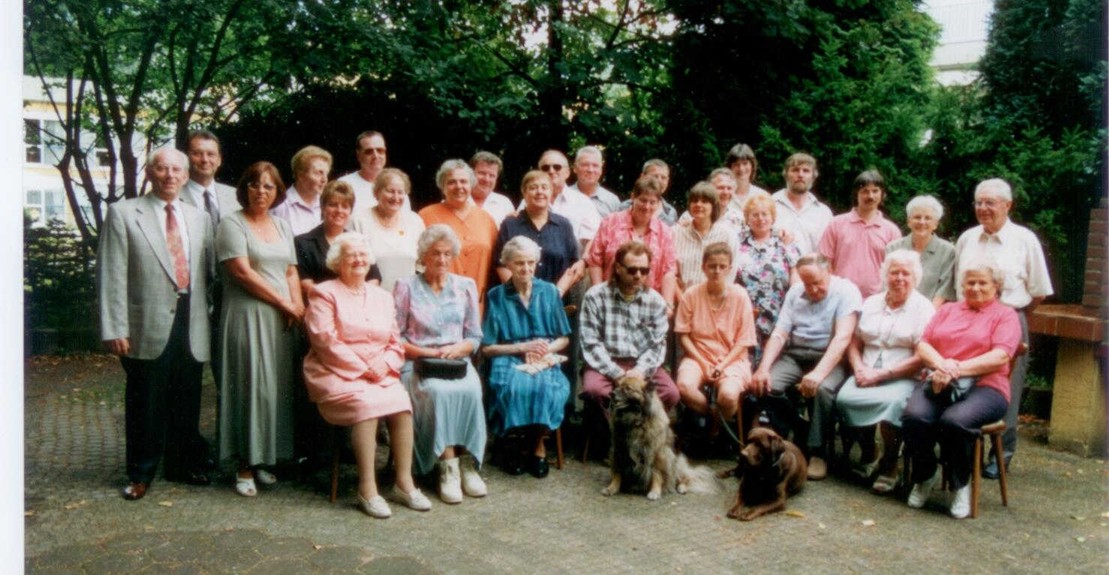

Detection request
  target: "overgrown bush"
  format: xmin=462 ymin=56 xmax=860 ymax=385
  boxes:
xmin=24 ymin=215 xmax=98 ymax=353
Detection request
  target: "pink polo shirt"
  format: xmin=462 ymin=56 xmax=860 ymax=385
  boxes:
xmin=921 ymin=300 xmax=1022 ymax=402
xmin=818 ymin=209 xmax=901 ymax=298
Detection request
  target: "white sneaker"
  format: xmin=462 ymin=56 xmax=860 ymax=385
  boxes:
xmin=438 ymin=457 xmax=463 ymax=504
xmin=358 ymin=494 xmax=392 ymax=519
xmin=460 ymin=455 xmax=488 ymax=498
xmin=390 ymin=486 xmax=432 ymax=512
xmin=950 ymin=484 xmax=971 ymax=519
xmin=907 ymin=469 xmax=941 ymax=509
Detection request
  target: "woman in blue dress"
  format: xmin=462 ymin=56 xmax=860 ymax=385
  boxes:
xmin=482 ymin=236 xmax=572 ymax=479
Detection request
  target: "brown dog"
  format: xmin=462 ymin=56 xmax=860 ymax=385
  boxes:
xmin=601 ymin=375 xmax=717 ymax=500
xmin=725 ymin=426 xmax=807 ymax=520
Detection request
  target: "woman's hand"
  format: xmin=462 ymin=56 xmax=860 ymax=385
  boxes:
xmin=520 ymin=339 xmax=550 ymax=364
xmin=282 ymin=299 xmax=305 ymax=326
xmin=854 ymin=366 xmax=882 ymax=388
xmin=437 ymin=341 xmax=471 ymax=360
xmin=364 ymin=359 xmax=390 ymax=383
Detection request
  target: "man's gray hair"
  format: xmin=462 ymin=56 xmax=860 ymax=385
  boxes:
xmin=574 ymin=145 xmax=604 ymax=164
xmin=975 ymin=178 xmax=1013 ymax=202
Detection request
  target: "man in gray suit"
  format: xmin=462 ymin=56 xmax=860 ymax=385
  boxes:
xmin=98 ymin=147 xmax=214 ymax=500
xmin=183 ymin=130 xmax=238 ymax=227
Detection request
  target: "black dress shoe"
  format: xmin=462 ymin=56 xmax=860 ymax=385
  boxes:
xmin=166 ymin=470 xmax=212 ymax=486
xmin=982 ymin=455 xmax=1011 ymax=480
xmin=529 ymin=456 xmax=550 ymax=479
xmin=501 ymin=454 xmax=525 ymax=476
xmin=122 ymin=482 xmax=148 ymax=501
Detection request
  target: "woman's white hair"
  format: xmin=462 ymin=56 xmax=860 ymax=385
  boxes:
xmin=325 ymin=232 xmax=375 ymax=273
xmin=500 ymin=235 xmax=542 ymax=265
xmin=880 ymin=249 xmax=923 ymax=291
xmin=435 ymin=159 xmax=476 ymax=190
xmin=959 ymin=256 xmax=1006 ymax=291
xmin=905 ymin=194 xmax=944 ymax=222
xmin=417 ymin=224 xmax=461 ymax=259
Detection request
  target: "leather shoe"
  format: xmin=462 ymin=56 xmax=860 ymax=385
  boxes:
xmin=166 ymin=470 xmax=211 ymax=486
xmin=501 ymin=453 xmax=525 ymax=476
xmin=982 ymin=454 xmax=1011 ymax=480
xmin=122 ymin=482 xmax=148 ymax=501
xmin=528 ymin=456 xmax=550 ymax=479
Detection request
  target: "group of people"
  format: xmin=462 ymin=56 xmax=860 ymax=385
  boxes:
xmin=98 ymin=130 xmax=1051 ymax=521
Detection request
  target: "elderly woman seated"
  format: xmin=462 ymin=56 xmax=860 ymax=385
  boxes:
xmin=835 ymin=250 xmax=935 ymax=494
xmin=902 ymin=257 xmax=1021 ymax=519
xmin=302 ymin=233 xmax=431 ymax=518
xmin=674 ymin=242 xmax=756 ymax=423
xmin=482 ymin=236 xmax=572 ymax=479
xmin=394 ymin=225 xmax=487 ymax=505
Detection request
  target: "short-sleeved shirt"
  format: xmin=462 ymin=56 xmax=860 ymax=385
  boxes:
xmin=269 ymin=186 xmax=321 ymax=236
xmin=494 ymin=212 xmax=580 ymax=285
xmin=736 ymin=233 xmax=802 ymax=339
xmin=545 ymin=186 xmax=602 ymax=243
xmin=586 ymin=210 xmax=676 ymax=293
xmin=776 ymin=275 xmax=863 ymax=349
xmin=350 ymin=209 xmax=425 ymax=292
xmin=921 ymin=299 xmax=1022 ymax=401
xmin=818 ymin=209 xmax=902 ymax=298
xmin=771 ymin=189 xmax=834 ymax=256
xmin=954 ymin=220 xmax=1053 ymax=309
xmin=856 ymin=290 xmax=935 ymax=368
xmin=674 ymin=282 xmax=757 ymax=367
xmin=886 ymin=235 xmax=957 ymax=302
xmin=671 ymin=220 xmax=742 ymax=287
xmin=570 ymin=183 xmax=622 ymax=218
xmin=477 ymin=192 xmax=517 ymax=228
xmin=579 ymin=282 xmax=669 ymax=379
xmin=418 ymin=203 xmax=498 ymax=310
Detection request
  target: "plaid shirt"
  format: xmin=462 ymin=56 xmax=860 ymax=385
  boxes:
xmin=579 ymin=281 xmax=669 ymax=379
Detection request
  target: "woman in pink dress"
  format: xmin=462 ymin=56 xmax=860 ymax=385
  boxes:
xmin=302 ymin=233 xmax=432 ymax=519
xmin=674 ymin=242 xmax=757 ymax=423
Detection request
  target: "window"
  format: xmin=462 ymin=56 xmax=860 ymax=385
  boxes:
xmin=24 ymin=119 xmax=65 ymax=165
xmin=24 ymin=188 xmax=65 ymax=228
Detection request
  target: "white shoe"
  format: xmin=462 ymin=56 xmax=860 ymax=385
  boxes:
xmin=460 ymin=455 xmax=488 ymax=498
xmin=907 ymin=469 xmax=941 ymax=509
xmin=389 ymin=487 xmax=432 ymax=512
xmin=950 ymin=484 xmax=971 ymax=519
xmin=253 ymin=468 xmax=278 ymax=486
xmin=358 ymin=494 xmax=392 ymax=519
xmin=438 ymin=458 xmax=463 ymax=504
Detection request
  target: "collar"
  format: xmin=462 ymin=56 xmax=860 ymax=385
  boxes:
xmin=605 ymin=280 xmax=644 ymax=302
xmin=978 ymin=219 xmax=1014 ymax=242
xmin=287 ymin=186 xmax=320 ymax=209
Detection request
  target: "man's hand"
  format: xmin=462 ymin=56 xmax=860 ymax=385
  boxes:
xmin=105 ymin=338 xmax=130 ymax=357
xmin=799 ymin=371 xmax=822 ymax=398
xmin=752 ymin=368 xmax=771 ymax=396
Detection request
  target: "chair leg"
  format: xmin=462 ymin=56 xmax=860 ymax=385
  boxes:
xmin=971 ymin=436 xmax=982 ymax=519
xmin=329 ymin=426 xmax=340 ymax=504
xmin=991 ymin=431 xmax=1009 ymax=507
xmin=555 ymin=427 xmax=564 ymax=470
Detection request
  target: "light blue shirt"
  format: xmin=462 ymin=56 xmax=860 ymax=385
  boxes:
xmin=775 ymin=275 xmax=862 ymax=349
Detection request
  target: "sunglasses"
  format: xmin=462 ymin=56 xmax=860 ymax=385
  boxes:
xmin=619 ymin=263 xmax=650 ymax=276
xmin=539 ymin=164 xmax=565 ymax=172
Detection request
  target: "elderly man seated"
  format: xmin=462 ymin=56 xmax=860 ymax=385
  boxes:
xmin=752 ymin=253 xmax=861 ymax=480
xmin=580 ymin=240 xmax=678 ymax=410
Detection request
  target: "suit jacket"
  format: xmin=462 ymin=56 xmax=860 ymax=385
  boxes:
xmin=98 ymin=193 xmax=213 ymax=361
xmin=182 ymin=179 xmax=239 ymax=224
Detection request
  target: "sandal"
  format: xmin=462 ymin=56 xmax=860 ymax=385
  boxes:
xmin=871 ymin=474 xmax=898 ymax=494
xmin=852 ymin=458 xmax=880 ymax=479
xmin=235 ymin=475 xmax=257 ymax=497
xmin=253 ymin=468 xmax=278 ymax=486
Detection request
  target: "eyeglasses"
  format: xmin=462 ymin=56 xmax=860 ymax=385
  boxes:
xmin=973 ymin=199 xmax=1004 ymax=208
xmin=619 ymin=263 xmax=650 ymax=276
xmin=248 ymin=182 xmax=277 ymax=192
xmin=539 ymin=164 xmax=565 ymax=172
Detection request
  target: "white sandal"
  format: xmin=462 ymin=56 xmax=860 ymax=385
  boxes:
xmin=253 ymin=468 xmax=278 ymax=486
xmin=235 ymin=475 xmax=257 ymax=497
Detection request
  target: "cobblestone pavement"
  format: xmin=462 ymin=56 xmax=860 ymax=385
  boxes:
xmin=24 ymin=356 xmax=1109 ymax=573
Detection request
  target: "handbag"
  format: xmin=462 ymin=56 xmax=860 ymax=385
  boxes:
xmin=415 ymin=357 xmax=467 ymax=380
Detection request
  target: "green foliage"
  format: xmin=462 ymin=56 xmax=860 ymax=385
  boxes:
xmin=23 ymin=216 xmax=98 ymax=352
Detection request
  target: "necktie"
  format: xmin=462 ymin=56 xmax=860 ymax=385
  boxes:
xmin=203 ymin=189 xmax=219 ymax=226
xmin=165 ymin=204 xmax=190 ymax=290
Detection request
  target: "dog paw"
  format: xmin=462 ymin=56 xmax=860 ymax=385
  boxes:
xmin=601 ymin=486 xmax=616 ymax=496
xmin=646 ymin=490 xmax=661 ymax=501
xmin=676 ymin=483 xmax=689 ymax=495
xmin=739 ymin=510 xmax=759 ymax=522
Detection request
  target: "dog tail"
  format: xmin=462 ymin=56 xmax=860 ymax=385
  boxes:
xmin=675 ymin=454 xmax=722 ymax=495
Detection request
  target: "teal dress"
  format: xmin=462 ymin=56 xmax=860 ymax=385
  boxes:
xmin=482 ymin=279 xmax=572 ymax=436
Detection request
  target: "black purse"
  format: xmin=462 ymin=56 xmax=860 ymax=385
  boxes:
xmin=415 ymin=357 xmax=467 ymax=380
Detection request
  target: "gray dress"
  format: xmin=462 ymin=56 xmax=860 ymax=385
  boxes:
xmin=886 ymin=235 xmax=956 ymax=301
xmin=216 ymin=210 xmax=296 ymax=466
